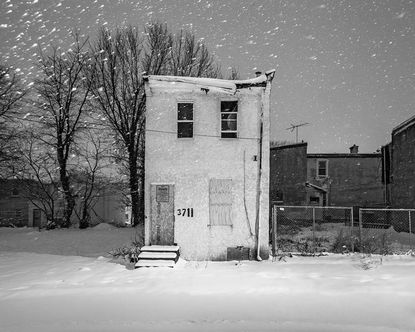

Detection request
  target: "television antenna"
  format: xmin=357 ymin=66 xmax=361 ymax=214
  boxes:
xmin=286 ymin=122 xmax=310 ymax=142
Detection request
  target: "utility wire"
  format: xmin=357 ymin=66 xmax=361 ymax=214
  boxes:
xmin=146 ymin=128 xmax=260 ymax=141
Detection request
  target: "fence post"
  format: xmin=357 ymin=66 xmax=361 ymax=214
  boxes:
xmin=312 ymin=207 xmax=316 ymax=254
xmin=409 ymin=211 xmax=412 ymax=251
xmin=272 ymin=205 xmax=276 ymax=257
xmin=350 ymin=208 xmax=354 ymax=252
xmin=359 ymin=209 xmax=363 ymax=253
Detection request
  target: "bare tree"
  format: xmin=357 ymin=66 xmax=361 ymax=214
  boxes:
xmin=227 ymin=66 xmax=240 ymax=80
xmin=13 ymin=131 xmax=61 ymax=227
xmin=168 ymin=29 xmax=219 ymax=77
xmin=89 ymin=26 xmax=146 ymax=230
xmin=89 ymin=23 xmax=220 ymax=234
xmin=0 ymin=64 xmax=26 ymax=170
xmin=71 ymin=129 xmax=113 ymax=229
xmin=33 ymin=33 xmax=93 ymax=227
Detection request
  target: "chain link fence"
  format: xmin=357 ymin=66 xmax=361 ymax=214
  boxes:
xmin=359 ymin=209 xmax=415 ymax=254
xmin=271 ymin=205 xmax=354 ymax=255
xmin=271 ymin=206 xmax=415 ymax=255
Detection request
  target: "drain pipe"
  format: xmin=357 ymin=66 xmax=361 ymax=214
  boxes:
xmin=255 ymin=69 xmax=276 ymax=261
xmin=255 ymin=112 xmax=264 ymax=261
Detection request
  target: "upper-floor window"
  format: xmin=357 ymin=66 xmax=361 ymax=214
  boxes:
xmin=177 ymin=102 xmax=193 ymax=138
xmin=221 ymin=101 xmax=238 ymax=138
xmin=317 ymin=159 xmax=328 ymax=178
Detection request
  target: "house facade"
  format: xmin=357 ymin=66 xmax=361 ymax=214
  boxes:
xmin=144 ymin=71 xmax=275 ymax=261
xmin=270 ymin=144 xmax=384 ymax=207
xmin=0 ymin=179 xmax=48 ymax=227
xmin=307 ymin=147 xmax=384 ymax=207
xmin=382 ymin=115 xmax=415 ymax=208
xmin=0 ymin=178 xmax=128 ymax=228
xmin=269 ymin=142 xmax=307 ymax=205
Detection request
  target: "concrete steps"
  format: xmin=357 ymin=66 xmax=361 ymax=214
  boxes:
xmin=135 ymin=245 xmax=180 ymax=268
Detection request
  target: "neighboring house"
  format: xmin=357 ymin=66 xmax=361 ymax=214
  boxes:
xmin=84 ymin=185 xmax=130 ymax=226
xmin=269 ymin=142 xmax=307 ymax=205
xmin=144 ymin=71 xmax=275 ymax=261
xmin=307 ymin=145 xmax=384 ymax=207
xmin=382 ymin=115 xmax=415 ymax=208
xmin=0 ymin=179 xmax=47 ymax=227
xmin=0 ymin=178 xmax=128 ymax=228
xmin=270 ymin=143 xmax=384 ymax=207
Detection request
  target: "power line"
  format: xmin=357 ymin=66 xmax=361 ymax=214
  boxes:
xmin=146 ymin=128 xmax=260 ymax=141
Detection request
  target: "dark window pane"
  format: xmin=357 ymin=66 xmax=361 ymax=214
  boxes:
xmin=221 ymin=101 xmax=238 ymax=113
xmin=221 ymin=113 xmax=237 ymax=120
xmin=221 ymin=119 xmax=237 ymax=131
xmin=318 ymin=160 xmax=327 ymax=176
xmin=178 ymin=122 xmax=193 ymax=138
xmin=178 ymin=103 xmax=193 ymax=120
xmin=221 ymin=132 xmax=237 ymax=138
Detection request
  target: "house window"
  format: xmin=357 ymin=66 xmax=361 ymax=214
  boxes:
xmin=317 ymin=159 xmax=328 ymax=178
xmin=209 ymin=179 xmax=233 ymax=226
xmin=177 ymin=102 xmax=193 ymax=138
xmin=309 ymin=196 xmax=320 ymax=204
xmin=221 ymin=101 xmax=238 ymax=138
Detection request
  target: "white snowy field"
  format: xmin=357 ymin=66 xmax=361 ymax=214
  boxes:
xmin=1 ymin=226 xmax=415 ymax=332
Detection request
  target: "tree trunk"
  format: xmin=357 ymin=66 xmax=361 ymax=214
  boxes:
xmin=79 ymin=201 xmax=90 ymax=229
xmin=57 ymin=147 xmax=74 ymax=228
xmin=128 ymin=152 xmax=141 ymax=228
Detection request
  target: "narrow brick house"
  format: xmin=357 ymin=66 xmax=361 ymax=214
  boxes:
xmin=143 ymin=71 xmax=275 ymax=261
xmin=269 ymin=142 xmax=308 ymax=205
xmin=382 ymin=115 xmax=415 ymax=208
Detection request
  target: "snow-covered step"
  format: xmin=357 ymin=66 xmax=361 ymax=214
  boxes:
xmin=140 ymin=245 xmax=180 ymax=253
xmin=136 ymin=245 xmax=180 ymax=268
xmin=135 ymin=259 xmax=176 ymax=268
xmin=138 ymin=251 xmax=177 ymax=260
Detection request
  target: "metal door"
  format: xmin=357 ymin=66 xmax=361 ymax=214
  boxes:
xmin=150 ymin=184 xmax=174 ymax=245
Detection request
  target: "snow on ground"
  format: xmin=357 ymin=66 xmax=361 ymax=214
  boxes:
xmin=1 ymin=227 xmax=415 ymax=332
xmin=0 ymin=224 xmax=140 ymax=257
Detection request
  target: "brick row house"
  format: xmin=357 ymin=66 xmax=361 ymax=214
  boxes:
xmin=270 ymin=143 xmax=384 ymax=208
xmin=382 ymin=115 xmax=415 ymax=209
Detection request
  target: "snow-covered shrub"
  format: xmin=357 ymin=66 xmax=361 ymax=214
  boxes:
xmin=331 ymin=229 xmax=357 ymax=253
xmin=360 ymin=230 xmax=392 ymax=255
xmin=109 ymin=236 xmax=143 ymax=266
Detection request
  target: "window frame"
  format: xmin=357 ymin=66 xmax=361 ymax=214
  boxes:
xmin=208 ymin=178 xmax=233 ymax=226
xmin=220 ymin=100 xmax=238 ymax=139
xmin=316 ymin=159 xmax=328 ymax=178
xmin=177 ymin=101 xmax=194 ymax=139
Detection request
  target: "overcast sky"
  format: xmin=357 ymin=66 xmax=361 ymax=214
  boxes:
xmin=1 ymin=0 xmax=414 ymax=153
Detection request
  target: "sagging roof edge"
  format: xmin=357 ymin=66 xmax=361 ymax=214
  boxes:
xmin=143 ymin=69 xmax=276 ymax=91
xmin=307 ymin=153 xmax=382 ymax=158
xmin=392 ymin=114 xmax=415 ymax=136
xmin=270 ymin=142 xmax=308 ymax=151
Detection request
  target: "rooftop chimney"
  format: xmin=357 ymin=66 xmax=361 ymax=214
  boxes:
xmin=349 ymin=144 xmax=359 ymax=154
xmin=255 ymin=71 xmax=262 ymax=77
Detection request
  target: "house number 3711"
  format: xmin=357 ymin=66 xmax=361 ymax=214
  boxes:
xmin=177 ymin=208 xmax=194 ymax=217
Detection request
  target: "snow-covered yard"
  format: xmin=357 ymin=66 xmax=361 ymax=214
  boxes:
xmin=1 ymin=227 xmax=415 ymax=332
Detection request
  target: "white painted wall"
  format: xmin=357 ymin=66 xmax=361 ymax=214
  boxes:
xmin=144 ymin=77 xmax=272 ymax=260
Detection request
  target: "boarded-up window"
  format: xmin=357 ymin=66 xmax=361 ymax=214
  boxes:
xmin=209 ymin=179 xmax=233 ymax=226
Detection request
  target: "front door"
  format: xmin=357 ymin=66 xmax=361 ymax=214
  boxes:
xmin=33 ymin=209 xmax=41 ymax=228
xmin=150 ymin=184 xmax=174 ymax=245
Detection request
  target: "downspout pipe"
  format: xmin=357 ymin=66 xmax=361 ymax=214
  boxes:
xmin=255 ymin=69 xmax=276 ymax=261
